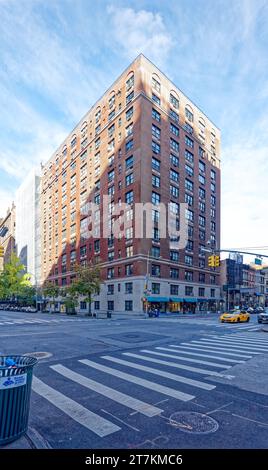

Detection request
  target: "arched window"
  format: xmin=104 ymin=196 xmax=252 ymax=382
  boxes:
xmin=126 ymin=71 xmax=134 ymax=91
xmin=185 ymin=104 xmax=194 ymax=122
xmin=170 ymin=90 xmax=179 ymax=109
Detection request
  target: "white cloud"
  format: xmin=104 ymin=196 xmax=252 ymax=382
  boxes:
xmin=107 ymin=5 xmax=173 ymax=67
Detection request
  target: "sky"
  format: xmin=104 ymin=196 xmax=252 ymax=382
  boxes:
xmin=0 ymin=0 xmax=268 ymax=257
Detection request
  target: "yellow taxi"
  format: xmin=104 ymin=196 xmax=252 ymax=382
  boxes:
xmin=219 ymin=309 xmax=250 ymax=323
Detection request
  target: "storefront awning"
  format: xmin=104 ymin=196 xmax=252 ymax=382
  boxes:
xmin=183 ymin=298 xmax=197 ymax=303
xmin=147 ymin=296 xmax=169 ymax=302
xmin=197 ymin=298 xmax=208 ymax=302
xmin=169 ymin=297 xmax=184 ymax=302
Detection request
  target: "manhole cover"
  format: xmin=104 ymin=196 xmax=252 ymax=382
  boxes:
xmin=23 ymin=352 xmax=52 ymax=360
xmin=125 ymin=334 xmax=139 ymax=338
xmin=169 ymin=411 xmax=219 ymax=434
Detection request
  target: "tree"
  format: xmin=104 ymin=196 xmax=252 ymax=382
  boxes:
xmin=70 ymin=263 xmax=101 ymax=316
xmin=43 ymin=282 xmax=60 ymax=312
xmin=0 ymin=253 xmax=32 ymax=301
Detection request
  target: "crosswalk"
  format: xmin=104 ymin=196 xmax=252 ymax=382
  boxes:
xmin=0 ymin=317 xmax=90 ymax=326
xmin=32 ymin=332 xmax=268 ymax=440
xmin=156 ymin=317 xmax=260 ymax=331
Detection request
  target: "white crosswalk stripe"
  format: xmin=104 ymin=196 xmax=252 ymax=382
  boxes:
xmin=139 ymin=349 xmax=232 ymax=368
xmin=197 ymin=339 xmax=268 ymax=352
xmin=165 ymin=346 xmax=246 ymax=363
xmin=32 ymin=376 xmax=120 ymax=437
xmin=51 ymin=364 xmax=162 ymax=417
xmin=182 ymin=341 xmax=260 ymax=355
xmin=102 ymin=355 xmax=215 ymax=390
xmin=79 ymin=358 xmax=195 ymax=401
xmin=167 ymin=344 xmax=253 ymax=358
xmin=211 ymin=335 xmax=268 ymax=345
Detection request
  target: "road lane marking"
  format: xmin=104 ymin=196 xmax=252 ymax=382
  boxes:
xmin=79 ymin=359 xmax=195 ymax=401
xmin=198 ymin=339 xmax=268 ymax=352
xmin=188 ymin=341 xmax=261 ymax=354
xmin=32 ymin=376 xmax=120 ymax=437
xmin=50 ymin=364 xmax=162 ymax=417
xmin=102 ymin=355 xmax=215 ymax=391
xmin=140 ymin=349 xmax=231 ymax=368
xmin=166 ymin=344 xmax=253 ymax=358
xmin=164 ymin=346 xmax=246 ymax=363
xmin=123 ymin=352 xmax=230 ymax=376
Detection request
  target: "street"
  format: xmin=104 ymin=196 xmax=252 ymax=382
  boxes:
xmin=1 ymin=310 xmax=268 ymax=449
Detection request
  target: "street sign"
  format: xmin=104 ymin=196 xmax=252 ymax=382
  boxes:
xmin=255 ymin=258 xmax=262 ymax=265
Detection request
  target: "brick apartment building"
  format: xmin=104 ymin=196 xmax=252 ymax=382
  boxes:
xmin=0 ymin=203 xmax=16 ymax=271
xmin=41 ymin=54 xmax=221 ymax=314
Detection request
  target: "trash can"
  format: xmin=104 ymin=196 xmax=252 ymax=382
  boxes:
xmin=0 ymin=355 xmax=37 ymax=446
xmin=107 ymin=310 xmax=112 ymax=319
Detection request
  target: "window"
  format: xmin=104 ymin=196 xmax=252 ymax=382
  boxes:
xmin=125 ymin=190 xmax=133 ymax=204
xmin=185 ymin=255 xmax=193 ymax=266
xmin=108 ymin=154 xmax=114 ymax=166
xmin=185 ymin=209 xmax=194 ymax=222
xmin=170 ymin=169 xmax=179 ymax=183
xmin=185 ymin=271 xmax=193 ymax=281
xmin=210 ymin=275 xmax=216 ymax=285
xmin=151 ymin=246 xmax=160 ymax=258
xmin=126 ymin=123 xmax=133 ymax=137
xmin=185 ymin=136 xmax=194 ymax=148
xmin=125 ymin=264 xmax=133 ymax=276
xmin=170 ymin=268 xmax=179 ymax=279
xmin=126 ymin=155 xmax=134 ymax=170
xmin=107 ymin=267 xmax=114 ymax=279
xmin=108 ymin=300 xmax=114 ymax=311
xmin=211 ymin=182 xmax=216 ymax=192
xmin=199 ymin=161 xmax=206 ymax=172
xmin=187 ymin=240 xmax=194 ymax=251
xmin=170 ymin=123 xmax=179 ymax=136
xmin=152 ymin=191 xmax=160 ymax=205
xmin=108 ymin=109 xmax=115 ymax=121
xmin=80 ymin=245 xmax=87 ymax=257
xmin=185 ymin=164 xmax=194 ymax=177
xmin=170 ymin=185 xmax=179 ymax=198
xmin=126 ymin=107 xmax=134 ymax=121
xmin=185 ymin=193 xmax=193 ymax=206
xmin=211 ymin=289 xmax=215 ymax=298
xmin=185 ymin=107 xmax=193 ymax=122
xmin=170 ymin=250 xmax=179 ymax=261
xmin=152 ymin=93 xmax=160 ymax=105
xmin=126 ymin=139 xmax=134 ymax=152
xmin=211 ymin=195 xmax=216 ymax=206
xmin=199 ymin=272 xmax=205 ymax=282
xmin=170 ymin=154 xmax=179 ymax=167
xmin=153 ymin=227 xmax=160 ymax=241
xmin=125 ymin=300 xmax=133 ymax=311
xmin=126 ymin=245 xmax=133 ymax=257
xmin=170 ymin=109 xmax=179 ymax=123
xmin=152 ymin=108 xmax=161 ymax=122
xmin=71 ymin=136 xmax=77 ymax=148
xmin=126 ymin=173 xmax=134 ymax=186
xmin=80 ymin=301 xmax=87 ymax=310
xmin=170 ymin=93 xmax=179 ymax=109
xmin=199 ymin=201 xmax=205 ymax=213
xmin=199 ymin=174 xmax=205 ymax=184
xmin=199 ymin=187 xmax=206 ymax=199
xmin=185 ymin=179 xmax=193 ymax=192
xmin=126 ymin=90 xmax=134 ymax=104
xmin=108 ymin=169 xmax=115 ymax=182
xmin=185 ymin=286 xmax=193 ymax=296
xmin=152 ymin=174 xmax=160 ymax=188
xmin=152 ymin=77 xmax=161 ymax=92
xmin=152 ymin=264 xmax=160 ymax=276
xmin=107 ymin=284 xmax=114 ymax=295
xmin=170 ymin=284 xmax=179 ymax=295
xmin=94 ymin=240 xmax=100 ymax=252
xmin=152 ymin=124 xmax=161 ymax=139
xmin=211 ymin=208 xmax=216 ymax=218
xmin=199 ymin=215 xmax=206 ymax=227
xmin=152 ymin=283 xmax=160 ymax=294
xmin=211 ymin=169 xmax=216 ymax=180
xmin=184 ymin=122 xmax=193 ymax=134
xmin=170 ymin=138 xmax=179 ymax=153
xmin=152 ymin=209 xmax=160 ymax=223
xmin=199 ymin=258 xmax=205 ymax=268
xmin=125 ymin=282 xmax=133 ymax=294
xmin=152 ymin=157 xmax=160 ymax=171
xmin=126 ymin=227 xmax=133 ymax=239
xmin=126 ymin=74 xmax=134 ymax=90
xmin=109 ymin=94 xmax=115 ymax=109
xmin=198 ymin=288 xmax=205 ymax=297
xmin=152 ymin=141 xmax=161 ymax=154
xmin=199 ymin=146 xmax=205 ymax=158
xmin=211 ymin=221 xmax=216 ymax=232
xmin=108 ymin=124 xmax=115 ymax=138
xmin=94 ymin=301 xmax=100 ymax=310
xmin=185 ymin=150 xmax=194 ymax=163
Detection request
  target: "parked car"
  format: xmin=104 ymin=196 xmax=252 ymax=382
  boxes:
xmin=220 ymin=309 xmax=250 ymax=323
xmin=258 ymin=312 xmax=268 ymax=324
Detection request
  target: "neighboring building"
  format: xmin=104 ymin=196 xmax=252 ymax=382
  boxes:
xmin=15 ymin=169 xmax=41 ymax=285
xmin=0 ymin=203 xmax=16 ymax=271
xmin=221 ymin=256 xmax=265 ymax=309
xmin=41 ymin=54 xmax=221 ymax=314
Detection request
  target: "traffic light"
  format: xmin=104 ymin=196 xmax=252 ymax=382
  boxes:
xmin=208 ymin=255 xmax=215 ymax=267
xmin=0 ymin=246 xmax=4 ymax=258
xmin=214 ymin=255 xmax=220 ymax=267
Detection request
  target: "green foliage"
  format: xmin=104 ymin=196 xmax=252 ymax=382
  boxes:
xmin=68 ymin=263 xmax=101 ymax=315
xmin=0 ymin=253 xmax=32 ymax=300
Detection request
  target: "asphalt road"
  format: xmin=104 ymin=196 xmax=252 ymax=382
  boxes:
xmin=0 ymin=310 xmax=268 ymax=450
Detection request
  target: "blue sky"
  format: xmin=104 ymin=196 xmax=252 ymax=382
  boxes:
xmin=0 ymin=0 xmax=268 ymax=255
